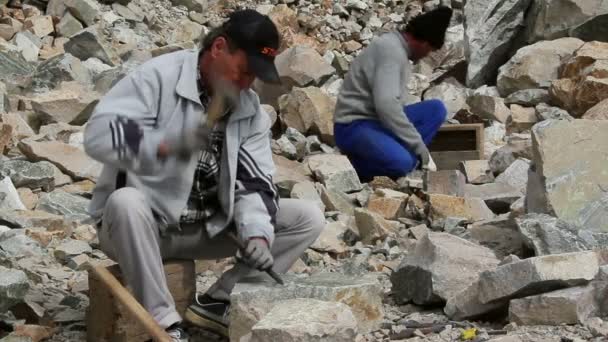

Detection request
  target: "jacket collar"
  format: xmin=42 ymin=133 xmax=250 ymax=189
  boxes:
xmin=394 ymin=31 xmax=412 ymax=58
xmin=175 ymin=49 xmax=258 ymax=122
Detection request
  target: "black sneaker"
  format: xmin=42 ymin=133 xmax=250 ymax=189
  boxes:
xmin=184 ymin=294 xmax=230 ymax=336
xmin=166 ymin=323 xmax=189 ymax=342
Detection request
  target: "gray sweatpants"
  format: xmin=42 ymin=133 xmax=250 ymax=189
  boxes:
xmin=97 ymin=187 xmax=325 ymax=328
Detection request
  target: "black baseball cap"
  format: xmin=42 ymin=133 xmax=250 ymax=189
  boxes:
xmin=223 ymin=9 xmax=281 ymax=84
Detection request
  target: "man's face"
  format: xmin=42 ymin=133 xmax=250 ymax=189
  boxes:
xmin=210 ymin=37 xmax=256 ymax=91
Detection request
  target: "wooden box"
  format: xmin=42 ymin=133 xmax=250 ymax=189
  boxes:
xmin=87 ymin=260 xmax=195 ymax=342
xmin=428 ymin=124 xmax=484 ymax=170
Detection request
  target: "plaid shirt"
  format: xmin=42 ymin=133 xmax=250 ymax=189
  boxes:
xmin=179 ymin=71 xmax=225 ymax=224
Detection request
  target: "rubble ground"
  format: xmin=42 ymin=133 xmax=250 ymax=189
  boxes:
xmin=1 ymin=0 xmax=608 ymax=341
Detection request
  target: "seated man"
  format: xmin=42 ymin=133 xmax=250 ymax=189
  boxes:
xmin=84 ymin=10 xmax=324 ymax=342
xmin=333 ymin=6 xmax=453 ymax=182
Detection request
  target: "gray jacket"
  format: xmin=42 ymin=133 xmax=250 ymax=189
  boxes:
xmin=334 ymin=31 xmax=429 ymax=162
xmin=84 ymin=49 xmax=279 ymax=245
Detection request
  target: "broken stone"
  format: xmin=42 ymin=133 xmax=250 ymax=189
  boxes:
xmin=169 ymin=0 xmax=207 ymax=12
xmin=464 ymin=182 xmax=523 ymax=214
xmin=272 ymin=155 xmax=313 ymax=196
xmin=1 ymin=113 xmax=35 ymax=139
xmin=66 ymin=253 xmax=89 ymax=270
xmin=535 ymin=103 xmax=574 ymax=122
xmin=306 ymin=154 xmax=362 ymax=193
xmin=57 ymin=12 xmax=83 ymax=38
xmin=0 ymin=123 xmax=13 ymax=153
xmin=278 ymin=87 xmax=336 ymax=145
xmin=0 ymin=266 xmax=29 ymax=312
xmin=354 ymin=208 xmax=398 ymax=245
xmin=311 ymin=221 xmax=348 ymax=255
xmin=444 ymin=280 xmax=505 ymax=320
xmin=478 ymin=251 xmax=599 ymax=304
xmin=489 ymin=141 xmax=530 ymax=176
xmin=35 ymin=190 xmax=90 ymax=222
xmin=17 ymin=188 xmax=37 ymax=210
xmin=0 ymin=177 xmax=26 ymax=210
xmin=466 ymin=92 xmax=511 ymax=123
xmin=495 ymin=158 xmax=530 ymax=192
xmin=230 ymin=272 xmax=383 ymax=341
xmin=290 ymin=181 xmax=325 ymax=212
xmin=12 ymin=324 xmax=54 ymax=342
xmin=318 ymin=185 xmax=355 ymax=216
xmin=64 ymin=0 xmax=100 ymax=27
xmin=169 ymin=18 xmax=205 ymax=45
xmin=273 ymin=136 xmax=297 ymax=160
xmin=468 ymin=215 xmax=524 ymax=259
xmin=112 ymin=3 xmax=145 ymax=23
xmin=464 ymin=0 xmax=532 ymax=88
xmin=23 ymin=15 xmax=54 ymax=39
xmin=497 ymin=38 xmax=584 ymax=96
xmin=250 ymin=298 xmax=357 ymax=342
xmin=53 ymin=238 xmax=92 ymax=263
xmin=423 ymin=80 xmax=468 ymax=119
xmin=366 ymin=189 xmax=408 ymax=220
xmin=64 ymin=27 xmax=120 ymax=66
xmin=516 ymin=214 xmax=591 ymax=255
xmin=509 ymin=284 xmax=599 ymax=325
xmin=31 ymin=53 xmax=92 ymax=91
xmin=13 ymin=32 xmax=40 ymax=62
xmin=18 ymin=138 xmax=102 ymax=180
xmin=391 ymin=232 xmax=499 ymax=305
xmin=30 ymin=82 xmax=99 ymax=126
xmin=429 ymin=194 xmax=495 ymax=222
xmin=427 ymin=170 xmax=466 ymax=197
xmin=459 ymin=160 xmax=495 ymax=184
xmin=0 ymin=209 xmax=67 ymax=231
xmin=505 ymin=89 xmax=551 ymax=107
xmin=583 ymin=98 xmax=608 ymax=121
xmin=529 ymin=119 xmax=608 ymax=230
xmin=507 ymin=105 xmax=538 ymax=134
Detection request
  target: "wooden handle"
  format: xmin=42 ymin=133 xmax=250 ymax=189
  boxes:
xmin=91 ymin=265 xmax=172 ymax=342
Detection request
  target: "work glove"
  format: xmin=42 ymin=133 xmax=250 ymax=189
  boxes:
xmin=414 ymin=144 xmax=431 ymax=170
xmin=239 ymin=238 xmax=274 ymax=271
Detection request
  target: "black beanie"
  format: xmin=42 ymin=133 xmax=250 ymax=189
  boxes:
xmin=404 ymin=6 xmax=453 ymax=49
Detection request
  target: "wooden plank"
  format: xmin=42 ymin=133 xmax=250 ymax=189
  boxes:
xmin=87 ymin=260 xmax=195 ymax=342
xmin=429 ymin=124 xmax=484 ymax=153
xmin=431 ymin=151 xmax=481 ymax=171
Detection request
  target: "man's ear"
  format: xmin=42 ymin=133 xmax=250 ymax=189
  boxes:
xmin=211 ymin=36 xmax=228 ymax=58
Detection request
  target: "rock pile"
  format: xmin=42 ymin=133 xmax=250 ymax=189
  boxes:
xmin=0 ymin=0 xmax=607 ymax=341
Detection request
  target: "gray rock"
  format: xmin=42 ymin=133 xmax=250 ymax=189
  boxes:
xmin=64 ymin=0 xmax=101 ymax=27
xmin=391 ymin=232 xmax=499 ymax=305
xmin=31 ymin=53 xmax=92 ymax=91
xmin=478 ymin=251 xmax=599 ymax=304
xmin=427 ymin=170 xmax=466 ymax=197
xmin=0 ymin=266 xmax=29 ymax=312
xmin=459 ymin=160 xmax=495 ymax=184
xmin=464 ymin=182 xmax=523 ymax=213
xmin=495 ymin=158 xmax=530 ymax=191
xmin=509 ymin=284 xmax=599 ymax=325
xmin=290 ymin=181 xmax=325 ymax=212
xmin=516 ymin=214 xmax=591 ymax=255
xmin=169 ymin=0 xmax=207 ymax=12
xmin=0 ymin=177 xmax=26 ymax=210
xmin=570 ymin=13 xmax=608 ymax=43
xmin=30 ymin=82 xmax=99 ymax=126
xmin=278 ymin=87 xmax=336 ymax=145
xmin=429 ymin=194 xmax=496 ymax=222
xmin=489 ymin=145 xmax=518 ymax=175
xmin=444 ymin=280 xmax=505 ymax=320
xmin=0 ymin=209 xmax=66 ymax=231
xmin=0 ymin=82 xmax=8 ymax=114
xmin=13 ymin=32 xmax=40 ymax=62
xmin=535 ymin=103 xmax=574 ymax=121
xmin=467 ymin=92 xmax=511 ymax=123
xmin=423 ymin=80 xmax=469 ymax=119
xmin=284 ymin=127 xmax=307 ymax=158
xmin=496 ymin=38 xmax=584 ymax=96
xmin=307 ymin=154 xmax=362 ymax=194
xmin=311 ymin=221 xmax=348 ymax=254
xmin=112 ymin=3 xmax=145 ymax=22
xmin=53 ymin=239 xmax=92 ymax=263
xmin=319 ymin=185 xmax=355 ymax=216
xmin=57 ymin=12 xmax=83 ymax=38
xmin=230 ymin=273 xmax=383 ymax=341
xmin=528 ymin=120 xmax=608 ymax=230
xmin=35 ymin=190 xmax=90 ymax=222
xmin=468 ymin=215 xmax=524 ymax=258
xmin=0 ymin=49 xmax=35 ymax=89
xmin=274 ymin=136 xmax=298 ymax=160
xmin=505 ymin=89 xmax=551 ymax=106
xmin=0 ymin=231 xmax=44 ymax=257
xmin=64 ymin=27 xmax=120 ymax=66
xmin=354 ymin=208 xmax=397 ymax=245
xmin=464 ymin=0 xmax=532 ymax=88
xmin=585 ymin=316 xmax=608 ymax=338
xmin=250 ymin=299 xmax=358 ymax=342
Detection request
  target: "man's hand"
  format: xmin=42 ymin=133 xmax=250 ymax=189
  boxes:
xmin=158 ymin=124 xmax=210 ymax=159
xmin=240 ymin=237 xmax=273 ymax=271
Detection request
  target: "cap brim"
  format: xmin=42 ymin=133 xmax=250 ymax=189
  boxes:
xmin=248 ymin=54 xmax=281 ymax=84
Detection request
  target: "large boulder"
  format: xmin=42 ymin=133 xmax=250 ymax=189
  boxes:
xmin=391 ymin=232 xmax=499 ymax=305
xmin=527 ymin=119 xmax=608 ymax=231
xmin=521 ymin=0 xmax=608 ymax=44
xmin=278 ymin=87 xmax=336 ymax=145
xmin=35 ymin=190 xmax=90 ymax=222
xmin=516 ymin=214 xmax=593 ymax=255
xmin=570 ymin=13 xmax=608 ymax=42
xmin=550 ymin=41 xmax=608 ymax=116
xmin=30 ymin=82 xmax=99 ymax=126
xmin=497 ymin=38 xmax=584 ymax=96
xmin=464 ymin=0 xmax=532 ymax=88
xmin=0 ymin=266 xmax=29 ymax=313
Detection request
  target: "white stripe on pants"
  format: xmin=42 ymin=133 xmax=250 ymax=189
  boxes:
xmin=97 ymin=187 xmax=325 ymax=329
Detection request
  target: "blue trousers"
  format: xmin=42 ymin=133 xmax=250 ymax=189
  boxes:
xmin=334 ymin=99 xmax=447 ymax=182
